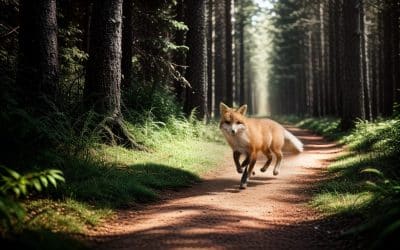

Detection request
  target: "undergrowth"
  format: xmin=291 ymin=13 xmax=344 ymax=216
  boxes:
xmin=281 ymin=115 xmax=400 ymax=249
xmin=0 ymin=87 xmax=227 ymax=248
xmin=18 ymin=114 xmax=227 ymax=234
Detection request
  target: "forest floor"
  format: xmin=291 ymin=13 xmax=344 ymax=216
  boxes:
xmin=84 ymin=126 xmax=357 ymax=250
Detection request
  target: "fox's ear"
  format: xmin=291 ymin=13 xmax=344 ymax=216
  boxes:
xmin=237 ymin=104 xmax=248 ymax=115
xmin=220 ymin=102 xmax=229 ymax=115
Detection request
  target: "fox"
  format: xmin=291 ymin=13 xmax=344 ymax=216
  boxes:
xmin=219 ymin=102 xmax=303 ymax=189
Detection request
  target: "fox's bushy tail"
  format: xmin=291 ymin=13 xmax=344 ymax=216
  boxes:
xmin=283 ymin=129 xmax=304 ymax=153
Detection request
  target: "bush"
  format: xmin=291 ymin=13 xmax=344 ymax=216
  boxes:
xmin=342 ymin=119 xmax=400 ymax=158
xmin=0 ymin=166 xmax=64 ymax=232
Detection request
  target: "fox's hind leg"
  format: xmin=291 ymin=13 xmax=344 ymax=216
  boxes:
xmin=271 ymin=148 xmax=283 ymax=176
xmin=260 ymin=149 xmax=273 ymax=172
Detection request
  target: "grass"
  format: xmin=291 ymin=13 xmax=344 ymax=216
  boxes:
xmin=0 ymin=114 xmax=228 ymax=250
xmin=280 ymin=115 xmax=400 ymax=248
xmin=26 ymin=199 xmax=112 ymax=233
xmin=21 ymin=119 xmax=227 ymax=234
xmin=276 ymin=115 xmax=345 ymax=140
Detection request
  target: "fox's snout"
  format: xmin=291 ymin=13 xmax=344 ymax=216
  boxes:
xmin=221 ymin=122 xmax=246 ymax=136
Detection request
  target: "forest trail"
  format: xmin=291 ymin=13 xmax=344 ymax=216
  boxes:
xmin=87 ymin=126 xmax=350 ymax=250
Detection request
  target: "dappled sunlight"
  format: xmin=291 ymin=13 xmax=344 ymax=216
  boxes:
xmin=1 ymin=0 xmax=398 ymax=247
xmin=86 ymin=127 xmax=354 ymax=249
xmin=91 ymin=205 xmax=348 ymax=250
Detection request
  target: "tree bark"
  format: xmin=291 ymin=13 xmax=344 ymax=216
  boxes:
xmin=336 ymin=0 xmax=345 ymax=117
xmin=360 ymin=0 xmax=372 ymax=120
xmin=207 ymin=0 xmax=214 ymax=118
xmin=319 ymin=2 xmax=327 ymax=116
xmin=214 ymin=0 xmax=226 ymax=116
xmin=121 ymin=0 xmax=133 ymax=90
xmin=184 ymin=0 xmax=207 ymax=120
xmin=238 ymin=11 xmax=245 ymax=106
xmin=311 ymin=10 xmax=321 ymax=117
xmin=328 ymin=0 xmax=338 ymax=115
xmin=17 ymin=0 xmax=59 ymax=110
xmin=246 ymin=57 xmax=253 ymax=115
xmin=306 ymin=31 xmax=314 ymax=116
xmin=84 ymin=0 xmax=142 ymax=149
xmin=173 ymin=0 xmax=186 ymax=104
xmin=391 ymin=0 xmax=400 ymax=106
xmin=382 ymin=3 xmax=394 ymax=116
xmin=341 ymin=0 xmax=365 ymax=130
xmin=225 ymin=0 xmax=233 ymax=107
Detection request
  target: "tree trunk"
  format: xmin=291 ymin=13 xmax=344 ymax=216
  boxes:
xmin=225 ymin=0 xmax=233 ymax=107
xmin=311 ymin=11 xmax=321 ymax=117
xmin=84 ymin=0 xmax=142 ymax=149
xmin=382 ymin=3 xmax=394 ymax=116
xmin=207 ymin=0 xmax=214 ymax=118
xmin=360 ymin=0 xmax=372 ymax=120
xmin=319 ymin=2 xmax=327 ymax=116
xmin=246 ymin=53 xmax=253 ymax=115
xmin=341 ymin=0 xmax=365 ymax=130
xmin=239 ymin=13 xmax=245 ymax=106
xmin=328 ymin=0 xmax=338 ymax=115
xmin=173 ymin=0 xmax=186 ymax=104
xmin=371 ymin=31 xmax=380 ymax=119
xmin=391 ymin=0 xmax=400 ymax=106
xmin=184 ymin=0 xmax=207 ymax=120
xmin=306 ymin=31 xmax=314 ymax=116
xmin=214 ymin=0 xmax=226 ymax=116
xmin=17 ymin=0 xmax=59 ymax=110
xmin=336 ymin=0 xmax=345 ymax=117
xmin=121 ymin=0 xmax=133 ymax=90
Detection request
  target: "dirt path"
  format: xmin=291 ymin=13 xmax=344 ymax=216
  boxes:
xmin=87 ymin=126 xmax=350 ymax=250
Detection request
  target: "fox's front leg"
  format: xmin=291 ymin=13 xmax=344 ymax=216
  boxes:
xmin=233 ymin=151 xmax=243 ymax=173
xmin=240 ymin=153 xmax=257 ymax=189
xmin=241 ymin=155 xmax=250 ymax=168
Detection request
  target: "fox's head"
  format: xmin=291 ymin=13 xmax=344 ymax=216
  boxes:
xmin=219 ymin=102 xmax=248 ymax=136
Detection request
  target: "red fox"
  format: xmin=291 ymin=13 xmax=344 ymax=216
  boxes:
xmin=219 ymin=102 xmax=303 ymax=189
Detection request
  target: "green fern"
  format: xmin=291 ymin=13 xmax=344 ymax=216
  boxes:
xmin=0 ymin=166 xmax=65 ymax=231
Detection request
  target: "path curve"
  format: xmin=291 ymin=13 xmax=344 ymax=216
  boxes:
xmin=87 ymin=126 xmax=351 ymax=250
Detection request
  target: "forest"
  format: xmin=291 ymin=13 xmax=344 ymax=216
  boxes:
xmin=0 ymin=0 xmax=399 ymax=249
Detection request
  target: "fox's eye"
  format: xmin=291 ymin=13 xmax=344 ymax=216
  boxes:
xmin=224 ymin=121 xmax=230 ymax=125
xmin=236 ymin=121 xmax=242 ymax=125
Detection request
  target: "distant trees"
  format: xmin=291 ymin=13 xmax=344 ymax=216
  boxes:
xmin=13 ymin=0 xmax=400 ymax=143
xmin=269 ymin=0 xmax=400 ymax=129
xmin=0 ymin=0 xmax=261 ymax=160
xmin=207 ymin=0 xmax=257 ymax=117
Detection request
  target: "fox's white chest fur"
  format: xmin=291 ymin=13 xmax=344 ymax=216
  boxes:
xmin=221 ymin=123 xmax=250 ymax=155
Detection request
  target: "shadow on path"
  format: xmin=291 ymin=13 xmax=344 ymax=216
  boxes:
xmin=86 ymin=126 xmax=355 ymax=250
